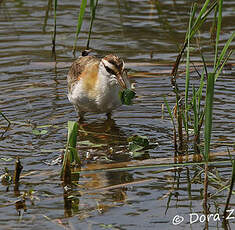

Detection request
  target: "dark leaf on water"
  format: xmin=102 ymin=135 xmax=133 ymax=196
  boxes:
xmin=119 ymin=89 xmax=136 ymax=105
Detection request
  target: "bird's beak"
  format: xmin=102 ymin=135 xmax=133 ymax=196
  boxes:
xmin=116 ymin=72 xmax=127 ymax=89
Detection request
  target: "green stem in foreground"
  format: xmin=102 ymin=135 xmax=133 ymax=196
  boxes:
xmin=204 ymin=73 xmax=215 ymax=161
xmin=61 ymin=121 xmax=80 ymax=179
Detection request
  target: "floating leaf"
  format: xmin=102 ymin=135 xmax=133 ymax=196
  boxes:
xmin=36 ymin=124 xmax=53 ymax=129
xmin=119 ymin=89 xmax=136 ymax=105
xmin=0 ymin=157 xmax=14 ymax=162
xmin=130 ymin=151 xmax=149 ymax=159
xmin=32 ymin=129 xmax=48 ymax=135
xmin=129 ymin=142 xmax=145 ymax=152
xmin=78 ymin=140 xmax=107 ymax=148
xmin=40 ymin=130 xmax=48 ymax=135
xmin=128 ymin=135 xmax=150 ymax=153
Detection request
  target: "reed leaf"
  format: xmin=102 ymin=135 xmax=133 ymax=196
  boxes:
xmin=196 ymin=68 xmax=205 ymax=113
xmin=164 ymin=97 xmax=175 ymax=128
xmin=189 ymin=1 xmax=217 ymax=39
xmin=61 ymin=121 xmax=80 ymax=178
xmin=73 ymin=0 xmax=87 ymax=55
xmin=192 ymin=86 xmax=198 ymax=135
xmin=192 ymin=0 xmax=210 ymax=30
xmin=184 ymin=4 xmax=196 ymax=136
xmin=204 ymin=73 xmax=215 ymax=161
xmin=86 ymin=0 xmax=99 ymax=49
xmin=214 ymin=0 xmax=223 ymax=68
xmin=215 ymin=31 xmax=235 ymax=78
xmin=215 ymin=50 xmax=233 ymax=80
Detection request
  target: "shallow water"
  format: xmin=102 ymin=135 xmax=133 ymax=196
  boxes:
xmin=0 ymin=0 xmax=235 ymax=229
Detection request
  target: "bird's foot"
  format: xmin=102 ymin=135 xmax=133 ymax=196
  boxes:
xmin=106 ymin=112 xmax=112 ymax=120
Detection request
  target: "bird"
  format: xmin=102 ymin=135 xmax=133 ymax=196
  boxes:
xmin=67 ymin=54 xmax=129 ymax=121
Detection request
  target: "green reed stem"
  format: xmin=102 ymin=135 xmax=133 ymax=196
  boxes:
xmin=172 ymin=1 xmax=217 ymax=79
xmin=61 ymin=121 xmax=80 ymax=179
xmin=73 ymin=0 xmax=87 ymax=55
xmin=52 ymin=0 xmax=57 ymax=53
xmin=184 ymin=4 xmax=196 ymax=137
xmin=214 ymin=0 xmax=223 ymax=68
xmin=43 ymin=0 xmax=53 ymax=33
xmin=86 ymin=0 xmax=99 ymax=49
xmin=164 ymin=97 xmax=178 ymax=153
xmin=204 ymin=73 xmax=215 ymax=161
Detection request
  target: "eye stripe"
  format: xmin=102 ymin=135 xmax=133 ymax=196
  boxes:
xmin=103 ymin=63 xmax=117 ymax=75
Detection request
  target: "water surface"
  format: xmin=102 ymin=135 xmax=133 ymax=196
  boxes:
xmin=0 ymin=0 xmax=235 ymax=229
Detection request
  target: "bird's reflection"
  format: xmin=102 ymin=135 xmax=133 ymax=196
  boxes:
xmin=77 ymin=118 xmax=124 ymax=143
xmin=63 ymin=118 xmax=135 ymax=218
xmin=76 ymin=118 xmax=130 ymax=162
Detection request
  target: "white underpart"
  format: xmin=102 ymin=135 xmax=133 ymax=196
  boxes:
xmin=68 ymin=61 xmax=127 ymax=114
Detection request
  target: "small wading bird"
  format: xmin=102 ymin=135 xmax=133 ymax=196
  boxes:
xmin=67 ymin=54 xmax=129 ymax=121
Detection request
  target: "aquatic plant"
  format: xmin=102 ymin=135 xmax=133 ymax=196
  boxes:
xmin=52 ymin=0 xmax=57 ymax=53
xmin=50 ymin=0 xmax=99 ymax=54
xmin=166 ymin=0 xmax=234 ymax=156
xmin=165 ymin=1 xmax=234 ymax=226
xmin=73 ymin=0 xmax=99 ymax=55
xmin=61 ymin=121 xmax=80 ymax=185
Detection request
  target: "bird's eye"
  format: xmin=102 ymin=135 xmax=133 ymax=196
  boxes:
xmin=104 ymin=65 xmax=116 ymax=75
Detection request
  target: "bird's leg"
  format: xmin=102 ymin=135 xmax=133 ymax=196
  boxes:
xmin=106 ymin=112 xmax=112 ymax=120
xmin=74 ymin=105 xmax=85 ymax=122
xmin=78 ymin=111 xmax=85 ymax=122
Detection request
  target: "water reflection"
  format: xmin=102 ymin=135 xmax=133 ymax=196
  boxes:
xmin=76 ymin=119 xmax=131 ymax=162
xmin=1 ymin=0 xmax=235 ymax=229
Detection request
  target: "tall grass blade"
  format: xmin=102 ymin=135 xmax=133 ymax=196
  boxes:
xmin=204 ymin=73 xmax=215 ymax=161
xmin=215 ymin=50 xmax=233 ymax=80
xmin=185 ymin=4 xmax=196 ymax=136
xmin=189 ymin=1 xmax=217 ymax=39
xmin=164 ymin=98 xmax=178 ymax=153
xmin=192 ymin=86 xmax=198 ymax=135
xmin=164 ymin=98 xmax=175 ymax=127
xmin=196 ymin=68 xmax=205 ymax=113
xmin=215 ymin=31 xmax=235 ymax=78
xmin=192 ymin=0 xmax=210 ymax=30
xmin=214 ymin=0 xmax=223 ymax=68
xmin=43 ymin=0 xmax=53 ymax=33
xmin=172 ymin=1 xmax=217 ymax=77
xmin=52 ymin=0 xmax=57 ymax=53
xmin=73 ymin=0 xmax=87 ymax=55
xmin=86 ymin=0 xmax=99 ymax=49
xmin=61 ymin=121 xmax=80 ymax=178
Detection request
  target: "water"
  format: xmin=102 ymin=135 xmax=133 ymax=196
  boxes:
xmin=0 ymin=0 xmax=235 ymax=229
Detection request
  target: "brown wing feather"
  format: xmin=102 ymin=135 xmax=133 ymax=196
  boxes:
xmin=67 ymin=56 xmax=99 ymax=91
